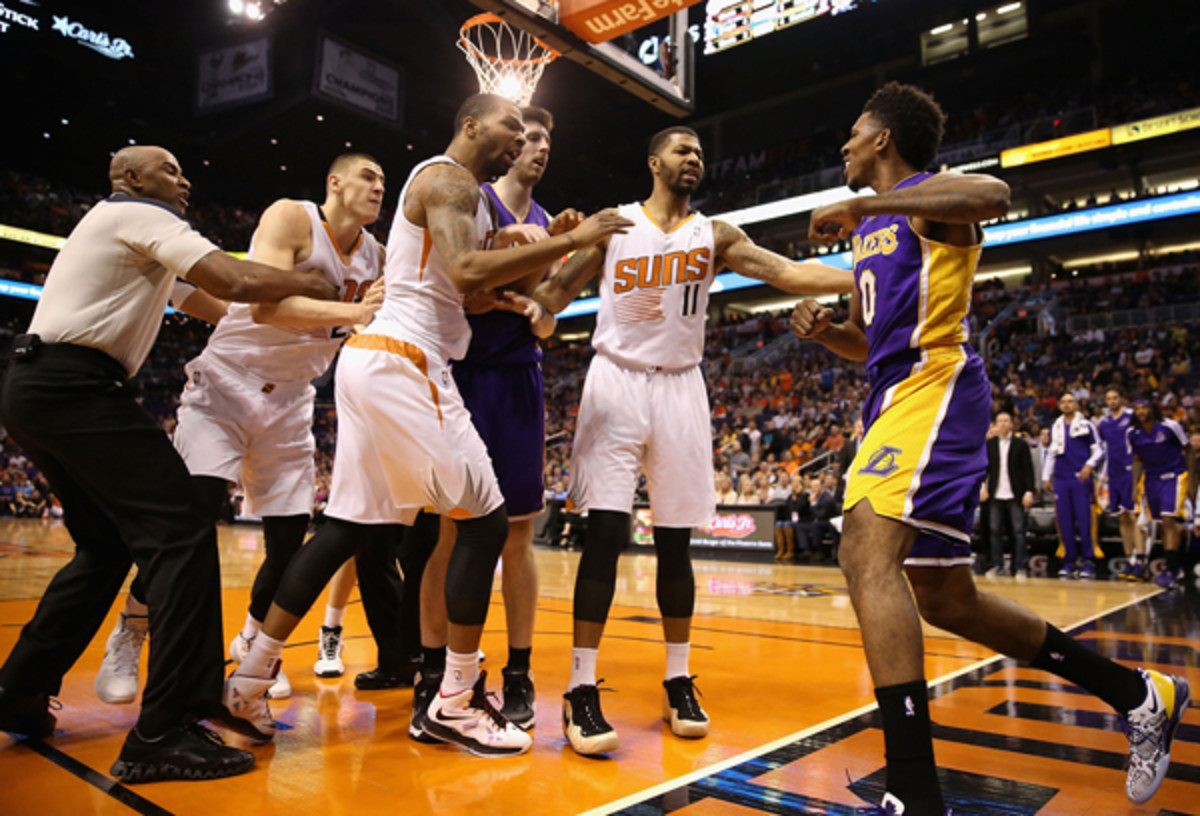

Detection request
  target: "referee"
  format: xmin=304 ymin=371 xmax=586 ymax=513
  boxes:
xmin=0 ymin=145 xmax=338 ymax=782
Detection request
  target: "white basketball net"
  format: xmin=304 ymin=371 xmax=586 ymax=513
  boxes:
xmin=458 ymin=13 xmax=559 ymax=107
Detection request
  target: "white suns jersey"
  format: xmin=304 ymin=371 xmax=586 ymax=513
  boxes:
xmin=592 ymin=203 xmax=716 ymax=370
xmin=201 ymin=201 xmax=383 ymax=383
xmin=369 ymin=156 xmax=495 ymax=363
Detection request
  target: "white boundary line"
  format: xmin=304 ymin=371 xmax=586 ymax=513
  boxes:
xmin=579 ymin=587 xmax=1161 ymax=816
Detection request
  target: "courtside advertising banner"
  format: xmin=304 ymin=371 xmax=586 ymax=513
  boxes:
xmin=313 ymin=33 xmax=402 ymax=126
xmin=196 ymin=36 xmax=273 ymax=114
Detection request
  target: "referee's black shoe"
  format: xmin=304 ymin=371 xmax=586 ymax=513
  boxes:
xmin=354 ymin=661 xmax=419 ymax=690
xmin=110 ymin=722 xmax=254 ymax=783
xmin=0 ymin=686 xmax=57 ymax=739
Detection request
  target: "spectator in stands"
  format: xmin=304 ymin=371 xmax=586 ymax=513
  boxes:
xmin=729 ymin=440 xmax=752 ymax=477
xmin=982 ymin=412 xmax=1036 ymax=579
xmin=714 ymin=473 xmax=737 ymax=505
xmin=735 ymin=475 xmax=759 ymax=505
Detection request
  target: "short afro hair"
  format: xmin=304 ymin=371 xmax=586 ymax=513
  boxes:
xmin=862 ymin=82 xmax=946 ymax=171
xmin=648 ymin=125 xmax=700 ymax=158
xmin=453 ymin=93 xmax=513 ymax=133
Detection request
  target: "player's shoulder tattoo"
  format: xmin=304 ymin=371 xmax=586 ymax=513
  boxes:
xmin=712 ymin=219 xmax=745 ymax=253
xmin=420 ymin=164 xmax=480 ymax=215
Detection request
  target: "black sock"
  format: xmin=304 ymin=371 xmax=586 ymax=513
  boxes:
xmin=506 ymin=646 xmax=532 ymax=674
xmin=1166 ymin=549 xmax=1181 ymax=576
xmin=875 ymin=681 xmax=944 ymax=813
xmin=423 ymin=645 xmax=446 ymax=675
xmin=1030 ymin=623 xmax=1146 ymax=714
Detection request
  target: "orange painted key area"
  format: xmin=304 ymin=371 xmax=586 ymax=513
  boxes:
xmin=0 ymin=518 xmax=1195 ymax=815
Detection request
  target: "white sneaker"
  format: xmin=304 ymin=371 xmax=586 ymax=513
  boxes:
xmin=95 ymin=614 xmax=148 ymax=704
xmin=423 ymin=671 xmax=532 ymax=757
xmin=229 ymin=632 xmax=289 ymax=699
xmin=221 ymin=669 xmax=277 ymax=743
xmin=313 ymin=626 xmax=345 ymax=678
xmin=1123 ymin=668 xmax=1191 ymax=804
xmin=267 ymin=667 xmax=291 ymax=700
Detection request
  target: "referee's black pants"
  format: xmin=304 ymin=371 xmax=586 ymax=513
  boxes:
xmin=0 ymin=342 xmax=224 ymax=738
xmin=354 ymin=510 xmax=437 ymax=668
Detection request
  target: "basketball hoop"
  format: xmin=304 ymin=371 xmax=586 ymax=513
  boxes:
xmin=458 ymin=13 xmax=560 ymax=107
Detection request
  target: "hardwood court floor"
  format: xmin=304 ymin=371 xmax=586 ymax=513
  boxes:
xmin=0 ymin=518 xmax=1195 ymax=815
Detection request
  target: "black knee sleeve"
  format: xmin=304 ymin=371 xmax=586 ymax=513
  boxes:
xmin=654 ymin=526 xmax=695 ymax=619
xmin=444 ymin=506 xmax=508 ymax=626
xmin=249 ymin=515 xmax=310 ymax=621
xmin=273 ymin=517 xmax=361 ymax=617
xmin=573 ymin=509 xmax=630 ymax=624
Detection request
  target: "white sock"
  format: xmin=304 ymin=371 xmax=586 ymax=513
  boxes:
xmin=665 ymin=641 xmax=691 ymax=680
xmin=324 ymin=605 xmax=346 ymax=629
xmin=442 ymin=649 xmax=480 ymax=695
xmin=240 ymin=613 xmax=261 ymax=642
xmin=240 ymin=631 xmax=285 ymax=678
xmin=569 ymin=647 xmax=598 ymax=691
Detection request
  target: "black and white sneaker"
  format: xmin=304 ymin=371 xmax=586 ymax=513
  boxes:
xmin=562 ymin=682 xmax=618 ymax=755
xmin=500 ymin=668 xmax=536 ymax=730
xmin=313 ymin=625 xmax=345 ymax=678
xmin=663 ymin=675 xmax=709 ymax=738
xmin=110 ymin=722 xmax=254 ymax=783
xmin=423 ymin=672 xmax=531 ymax=757
xmin=409 ymin=670 xmax=443 ymax=744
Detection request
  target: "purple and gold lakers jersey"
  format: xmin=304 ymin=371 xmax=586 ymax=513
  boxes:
xmin=852 ymin=173 xmax=984 ymax=374
xmin=1127 ymin=419 xmax=1188 ymax=476
xmin=462 ymin=184 xmax=552 ymax=365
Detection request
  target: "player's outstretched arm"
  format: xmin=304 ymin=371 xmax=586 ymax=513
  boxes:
xmin=713 ymin=221 xmax=854 ymax=295
xmin=810 ymin=173 xmax=1010 ymax=245
xmin=171 ymin=280 xmax=228 ymax=324
xmin=415 ymin=164 xmax=632 ymax=294
xmin=531 ymin=243 xmax=606 ymax=314
xmin=243 ymin=200 xmax=377 ymax=328
xmin=186 ymin=250 xmax=338 ymax=304
xmin=790 ymin=294 xmax=868 ymax=362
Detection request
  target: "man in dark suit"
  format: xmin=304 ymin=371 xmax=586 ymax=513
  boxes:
xmin=981 ymin=412 xmax=1037 ymax=578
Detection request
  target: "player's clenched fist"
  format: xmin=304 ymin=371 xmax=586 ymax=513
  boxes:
xmin=790 ymin=299 xmax=833 ymax=339
xmin=567 ymin=208 xmax=635 ymax=248
xmin=808 ymin=199 xmax=863 ymax=245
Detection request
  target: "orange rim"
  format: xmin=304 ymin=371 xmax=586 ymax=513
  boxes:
xmin=458 ymin=12 xmax=560 ymax=66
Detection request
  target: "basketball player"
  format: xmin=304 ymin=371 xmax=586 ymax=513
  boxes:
xmin=1097 ymin=387 xmax=1145 ymax=580
xmin=789 ymin=82 xmax=1189 ymax=812
xmin=532 ymin=125 xmax=854 ymax=756
xmin=414 ymin=105 xmax=568 ymax=732
xmin=223 ymin=94 xmax=633 ymax=757
xmin=1042 ymin=392 xmax=1104 ymax=579
xmin=94 ymin=154 xmax=389 ymax=705
xmin=1128 ymin=399 xmax=1192 ymax=589
xmin=0 ymin=145 xmax=339 ymax=782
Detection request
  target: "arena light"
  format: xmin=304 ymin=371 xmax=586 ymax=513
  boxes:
xmin=997 ymin=2 xmax=1022 ymax=13
xmin=930 ymin=23 xmax=954 ymax=35
xmin=228 ymin=0 xmax=287 ymax=23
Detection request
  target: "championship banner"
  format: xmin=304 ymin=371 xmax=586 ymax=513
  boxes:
xmin=1000 ymin=128 xmax=1112 ymax=169
xmin=196 ymin=36 xmax=273 ymax=113
xmin=1111 ymin=107 xmax=1200 ymax=145
xmin=313 ymin=33 xmax=402 ymax=126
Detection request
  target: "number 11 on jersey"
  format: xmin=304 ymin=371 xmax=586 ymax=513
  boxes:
xmin=681 ymin=283 xmax=701 ymax=317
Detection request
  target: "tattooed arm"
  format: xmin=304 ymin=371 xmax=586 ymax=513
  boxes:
xmin=713 ymin=220 xmax=854 ymax=295
xmin=531 ymin=243 xmax=607 ymax=314
xmin=408 ymin=163 xmax=631 ymax=294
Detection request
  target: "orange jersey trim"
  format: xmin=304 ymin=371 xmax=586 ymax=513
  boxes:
xmin=345 ymin=333 xmax=443 ymax=425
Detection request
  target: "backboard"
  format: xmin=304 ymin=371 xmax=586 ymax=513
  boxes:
xmin=468 ymin=0 xmax=695 ymax=117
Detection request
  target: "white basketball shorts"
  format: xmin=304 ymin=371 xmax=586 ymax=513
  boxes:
xmin=173 ymin=354 xmax=316 ymax=517
xmin=567 ymin=353 xmax=715 ymax=528
xmin=325 ymin=335 xmax=504 ymax=525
